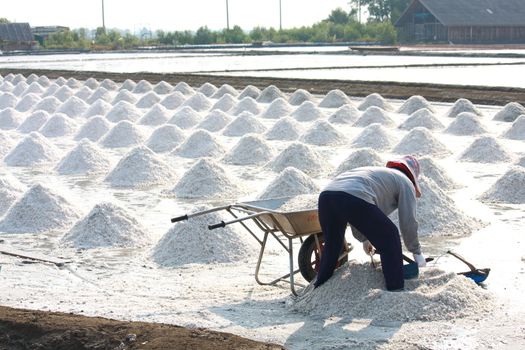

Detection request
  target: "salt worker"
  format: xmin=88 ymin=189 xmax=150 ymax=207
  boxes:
xmin=314 ymin=155 xmax=426 ymax=291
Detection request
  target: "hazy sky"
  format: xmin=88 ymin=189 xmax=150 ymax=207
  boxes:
xmin=4 ymin=0 xmax=354 ymax=32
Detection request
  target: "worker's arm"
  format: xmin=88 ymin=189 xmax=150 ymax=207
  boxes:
xmin=397 ymin=182 xmax=421 ymax=255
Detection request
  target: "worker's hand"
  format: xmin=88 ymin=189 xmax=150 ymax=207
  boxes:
xmin=362 ymin=240 xmax=375 ymax=255
xmin=413 ymin=253 xmax=426 ymax=267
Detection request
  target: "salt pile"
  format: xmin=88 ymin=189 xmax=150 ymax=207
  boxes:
xmin=334 ymin=148 xmax=384 ymax=176
xmin=74 ymin=115 xmax=111 ymax=142
xmin=167 ymin=106 xmax=203 ymax=129
xmin=55 ymin=77 xmax=67 ymax=86
xmin=398 ymin=95 xmax=435 ymax=115
xmin=99 ymin=120 xmax=146 ymax=148
xmin=0 ymin=131 xmax=14 ymax=157
xmin=66 ymin=78 xmax=82 ymax=89
xmin=4 ymin=132 xmax=60 ymax=166
xmin=60 ymin=202 xmax=150 ymax=248
xmin=267 ymin=142 xmax=330 ymax=177
xmin=260 ymin=97 xmax=293 ymax=119
xmin=106 ymin=101 xmax=142 ymax=123
xmin=288 ymin=89 xmax=316 ymax=106
xmin=119 ymin=79 xmax=136 ymax=92
xmin=197 ymin=109 xmax=232 ymax=132
xmin=86 ymin=87 xmax=112 ymax=104
xmin=21 ymin=83 xmax=45 ymax=97
xmin=492 ymin=102 xmax=525 ymax=122
xmin=501 ymin=115 xmax=525 ymax=140
xmin=230 ymin=97 xmax=262 ymax=116
xmin=53 ymin=85 xmax=74 ymax=102
xmin=518 ymin=155 xmax=525 ymax=167
xmin=351 ymin=123 xmax=397 ymax=151
xmin=84 ymin=78 xmax=99 ymax=89
xmin=392 ymin=127 xmax=451 ymax=158
xmin=353 ymin=106 xmax=396 ymax=128
xmin=419 ymin=157 xmax=460 ymax=191
xmin=0 ymin=174 xmax=25 ymax=217
xmin=210 ymin=93 xmax=236 ymax=112
xmin=100 ymin=79 xmax=118 ymax=91
xmin=291 ymin=101 xmax=325 ymax=122
xmin=160 ymin=91 xmax=186 ymax=110
xmin=173 ymin=82 xmax=195 ymax=96
xmin=0 ymin=81 xmax=14 ymax=93
xmin=27 ymin=74 xmax=40 ymax=84
xmin=168 ymin=158 xmax=243 ymax=198
xmin=443 ymin=112 xmax=488 ymax=136
xmin=0 ymin=92 xmax=17 ymax=109
xmin=181 ymin=92 xmax=212 ymax=112
xmin=222 ymin=134 xmax=275 ymax=165
xmin=112 ymin=90 xmax=137 ymax=105
xmin=299 ymin=120 xmax=348 ymax=146
xmin=398 ymin=108 xmax=444 ymax=131
xmin=138 ymin=104 xmax=170 ymax=126
xmin=327 ymin=105 xmax=360 ymax=124
xmin=105 ymin=146 xmax=177 ymax=188
xmin=265 ymin=116 xmax=303 ymax=141
xmin=319 ymin=89 xmax=352 ymax=108
xmin=146 ymin=124 xmax=185 ymax=153
xmin=154 ymin=81 xmax=174 ymax=95
xmin=358 ymin=93 xmax=393 ymax=111
xmin=37 ymin=76 xmax=51 ymax=87
xmin=222 ymin=112 xmax=266 ymax=137
xmin=15 ymin=93 xmax=41 ymax=112
xmin=256 ymin=85 xmax=286 ymax=103
xmin=274 ymin=194 xmax=319 ymax=211
xmin=12 ymin=81 xmax=28 ymax=96
xmin=39 ymin=113 xmax=78 ymax=137
xmin=197 ymin=82 xmax=217 ymax=97
xmin=75 ymin=87 xmax=94 ymax=101
xmin=132 ymin=80 xmax=153 ymax=93
xmin=151 ymin=205 xmax=258 ymax=266
xmin=173 ymin=129 xmax=225 ymax=158
xmin=238 ymin=85 xmax=260 ymax=100
xmin=445 ymin=98 xmax=483 ymax=118
xmin=479 ymin=167 xmax=525 ymax=204
xmin=42 ymin=84 xmax=59 ymax=98
xmin=0 ymin=184 xmax=80 ymax=233
xmin=458 ymin=136 xmax=513 ymax=163
xmin=136 ymin=91 xmax=161 ymax=108
xmin=258 ymin=167 xmax=319 ymax=199
xmin=55 ymin=139 xmax=111 ymax=175
xmin=291 ymin=262 xmax=492 ymax=322
xmin=33 ymin=96 xmax=61 ymax=113
xmin=211 ymin=84 xmax=238 ymax=99
xmin=0 ymin=108 xmax=25 ymax=129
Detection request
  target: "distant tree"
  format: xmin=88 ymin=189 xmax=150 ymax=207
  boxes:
xmin=194 ymin=26 xmax=216 ymax=45
xmin=0 ymin=18 xmax=10 ymax=23
xmin=224 ymin=25 xmax=246 ymax=43
xmin=328 ymin=8 xmax=350 ymax=24
xmin=349 ymin=0 xmax=410 ymax=22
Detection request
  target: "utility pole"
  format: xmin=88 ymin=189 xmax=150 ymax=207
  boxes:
xmin=226 ymin=0 xmax=230 ymax=30
xmin=101 ymin=0 xmax=106 ymax=33
xmin=279 ymin=0 xmax=282 ymax=31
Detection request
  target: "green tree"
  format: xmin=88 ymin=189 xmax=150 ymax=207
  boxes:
xmin=224 ymin=25 xmax=246 ymax=43
xmin=194 ymin=26 xmax=216 ymax=45
xmin=328 ymin=8 xmax=350 ymax=24
xmin=0 ymin=18 xmax=10 ymax=23
xmin=350 ymin=0 xmax=410 ymax=23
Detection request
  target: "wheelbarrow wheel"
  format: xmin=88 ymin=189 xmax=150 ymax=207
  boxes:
xmin=298 ymin=232 xmax=349 ymax=282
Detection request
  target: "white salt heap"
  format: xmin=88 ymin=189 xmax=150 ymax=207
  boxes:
xmin=0 ymin=131 xmax=15 ymax=157
xmin=458 ymin=136 xmax=513 ymax=163
xmin=151 ymin=205 xmax=258 ymax=266
xmin=238 ymin=85 xmax=260 ymax=100
xmin=291 ymin=101 xmax=325 ymax=122
xmin=211 ymin=84 xmax=238 ymax=99
xmin=39 ymin=113 xmax=78 ymax=137
xmin=75 ymin=87 xmax=94 ymax=102
xmin=173 ymin=129 xmax=225 ymax=158
xmin=146 ymin=124 xmax=185 ymax=153
xmin=197 ymin=109 xmax=232 ymax=132
xmin=265 ymin=116 xmax=303 ymax=141
xmin=256 ymin=85 xmax=286 ymax=103
xmin=0 ymin=184 xmax=80 ymax=233
xmin=210 ymin=94 xmax=236 ymax=112
xmin=66 ymin=78 xmax=82 ymax=89
xmin=60 ymin=202 xmax=150 ymax=249
xmin=99 ymin=120 xmax=146 ymax=149
xmin=419 ymin=157 xmax=460 ymax=191
xmin=222 ymin=134 xmax=274 ymax=165
xmin=74 ymin=115 xmax=111 ymax=142
xmin=0 ymin=173 xmax=26 ymax=217
xmin=358 ymin=93 xmax=393 ymax=111
xmin=274 ymin=194 xmax=319 ymax=212
xmin=83 ymin=100 xmax=112 ymax=118
xmin=181 ymin=92 xmax=212 ymax=112
xmin=258 ymin=167 xmax=319 ymax=199
xmin=118 ymin=79 xmax=135 ymax=92
xmin=479 ymin=167 xmax=525 ymax=204
xmin=398 ymin=95 xmax=435 ymax=115
xmin=160 ymin=91 xmax=186 ymax=110
xmin=260 ymin=97 xmax=293 ymax=119
xmin=15 ymin=93 xmax=41 ymax=112
xmin=106 ymin=101 xmax=142 ymax=123
xmin=230 ymin=97 xmax=261 ymax=116
xmin=84 ymin=78 xmax=99 ymax=89
xmin=138 ymin=104 xmax=170 ymax=126
xmin=34 ymin=96 xmax=61 ymax=113
xmin=173 ymin=82 xmax=195 ymax=96
xmin=398 ymin=108 xmax=444 ymax=131
xmin=334 ymin=148 xmax=384 ymax=175
xmin=55 ymin=139 xmax=111 ymax=175
xmin=132 ymin=80 xmax=153 ymax=93
xmin=0 ymin=108 xmax=25 ymax=129
xmin=327 ymin=105 xmax=360 ymax=124
xmin=351 ymin=123 xmax=398 ymax=151
xmin=0 ymin=92 xmax=18 ymax=109
xmin=222 ymin=112 xmax=266 ymax=137
xmin=0 ymin=82 xmax=14 ymax=93
xmin=288 ymin=89 xmax=316 ymax=106
xmin=22 ymin=83 xmax=45 ymax=97
xmin=53 ymin=85 xmax=74 ymax=102
xmin=154 ymin=81 xmax=174 ymax=95
xmin=87 ymin=87 xmax=113 ymax=104
xmin=319 ymin=89 xmax=352 ymax=108
xmin=445 ymin=98 xmax=483 ymax=118
xmin=443 ymin=112 xmax=488 ymax=136
xmin=100 ymin=79 xmax=118 ymax=91
xmin=392 ymin=127 xmax=451 ymax=158
xmin=197 ymin=82 xmax=217 ymax=97
xmin=267 ymin=142 xmax=330 ymax=177
xmin=112 ymin=90 xmax=137 ymax=105
xmin=518 ymin=155 xmax=525 ymax=167
xmin=501 ymin=115 xmax=525 ymax=140
xmin=12 ymin=81 xmax=29 ymax=96
xmin=168 ymin=106 xmax=203 ymax=129
xmin=136 ymin=91 xmax=161 ymax=108
xmin=299 ymin=120 xmax=348 ymax=146
xmin=492 ymin=102 xmax=525 ymax=122
xmin=4 ymin=132 xmax=60 ymax=166
xmin=354 ymin=106 xmax=396 ymax=128
xmin=105 ymin=146 xmax=177 ymax=188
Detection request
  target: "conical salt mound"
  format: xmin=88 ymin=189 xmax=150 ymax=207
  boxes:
xmin=106 ymin=101 xmax=142 ymax=123
xmin=291 ymin=101 xmax=325 ymax=122
xmin=119 ymin=79 xmax=136 ymax=92
xmin=34 ymin=96 xmax=61 ymax=113
xmin=17 ymin=111 xmax=50 ymax=134
xmin=0 ymin=108 xmax=24 ymax=129
xmin=334 ymin=148 xmax=384 ymax=176
xmin=398 ymin=95 xmax=435 ymax=115
xmin=238 ymin=85 xmax=260 ymax=100
xmin=181 ymin=92 xmax=211 ymax=112
xmin=53 ymin=85 xmax=74 ymax=102
xmin=167 ymin=106 xmax=203 ymax=129
xmin=135 ymin=91 xmax=161 ymax=108
xmin=21 ymin=83 xmax=45 ymax=97
xmin=40 ymin=113 xmax=78 ymax=137
xmin=146 ymin=124 xmax=185 ymax=153
xmin=55 ymin=76 xmax=67 ymax=86
xmin=169 ymin=158 xmax=243 ymax=198
xmin=210 ymin=93 xmax=236 ymax=112
xmin=289 ymin=89 xmax=316 ymax=106
xmin=160 ymin=91 xmax=186 ymax=110
xmin=444 ymin=98 xmax=483 ymax=118
xmin=197 ymin=109 xmax=232 ymax=132
xmin=0 ymin=173 xmax=25 ymax=217
xmin=86 ymin=87 xmax=112 ymax=104
xmin=223 ymin=134 xmax=275 ymax=165
xmin=132 ymin=80 xmax=153 ymax=93
xmin=138 ymin=104 xmax=170 ymax=126
xmin=358 ymin=93 xmax=393 ymax=111
xmin=75 ymin=87 xmax=92 ymax=101
xmin=61 ymin=202 xmax=150 ymax=248
xmin=479 ymin=167 xmax=525 ymax=204
xmin=257 ymin=85 xmax=286 ymax=103
xmin=26 ymin=74 xmax=40 ymax=84
xmin=0 ymin=92 xmax=17 ymax=109
xmin=173 ymin=82 xmax=195 ymax=96
xmin=459 ymin=136 xmax=513 ymax=163
xmin=66 ymin=77 xmax=82 ymax=89
xmin=0 ymin=131 xmax=15 ymax=157
xmin=173 ymin=129 xmax=225 ymax=158
xmin=112 ymin=90 xmax=137 ymax=105
xmin=74 ymin=116 xmax=111 ymax=142
xmin=443 ymin=112 xmax=488 ymax=136
xmin=4 ymin=132 xmax=60 ymax=166
xmin=222 ymin=112 xmax=266 ymax=137
xmin=151 ymin=205 xmax=258 ymax=266
xmin=265 ymin=116 xmax=303 ymax=141
xmin=493 ymin=102 xmax=525 ymax=122
xmin=398 ymin=108 xmax=444 ymax=131
xmin=211 ymin=84 xmax=238 ymax=99
xmin=38 ymin=76 xmax=51 ymax=87
xmin=154 ymin=81 xmax=174 ymax=95
xmin=83 ymin=99 xmax=112 ymax=118
xmin=351 ymin=123 xmax=398 ymax=151
xmin=393 ymin=127 xmax=451 ymax=158
xmin=501 ymin=115 xmax=525 ymax=140
xmin=354 ymin=106 xmax=396 ymax=128
xmin=55 ymin=139 xmax=111 ymax=175
xmin=319 ymin=89 xmax=352 ymax=108
xmin=300 ymin=120 xmax=348 ymax=146
xmin=328 ymin=105 xmax=360 ymax=124
xmin=419 ymin=157 xmax=460 ymax=191
xmin=99 ymin=120 xmax=146 ymax=148
xmin=258 ymin=167 xmax=319 ymax=199
xmin=105 ymin=146 xmax=178 ymax=188
xmin=197 ymin=82 xmax=217 ymax=97
xmin=0 ymin=81 xmax=14 ymax=93
xmin=261 ymin=97 xmax=293 ymax=119
xmin=97 ymin=79 xmax=117 ymax=91
xmin=267 ymin=142 xmax=330 ymax=177
xmin=0 ymin=184 xmax=80 ymax=233
xmin=15 ymin=93 xmax=41 ymax=112
xmin=44 ymin=83 xmax=60 ymax=96
xmin=84 ymin=78 xmax=99 ymax=89
xmin=12 ymin=81 xmax=28 ymax=96
xmin=230 ymin=97 xmax=261 ymax=116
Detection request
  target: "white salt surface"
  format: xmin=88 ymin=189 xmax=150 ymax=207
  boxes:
xmin=173 ymin=81 xmax=195 ymax=95
xmin=0 ymin=173 xmax=26 ymax=216
xmin=351 ymin=123 xmax=398 ymax=151
xmin=258 ymin=167 xmax=319 ymax=199
xmin=398 ymin=95 xmax=435 ymax=115
xmin=136 ymin=92 xmax=161 ymax=108
xmin=238 ymin=85 xmax=260 ymax=100
xmin=15 ymin=93 xmax=41 ymax=112
xmin=268 ymin=142 xmax=331 ymax=177
xmin=501 ymin=115 xmax=525 ymax=140
xmin=334 ymin=148 xmax=384 ymax=175
xmin=197 ymin=82 xmax=217 ymax=97
xmin=55 ymin=139 xmax=111 ymax=175
xmin=154 ymin=81 xmax=174 ymax=95
xmin=398 ymin=108 xmax=444 ymax=131
xmin=392 ymin=127 xmax=452 ymax=158
xmin=479 ymin=167 xmax=525 ymax=204
xmin=288 ymin=89 xmax=315 ymax=106
xmin=87 ymin=87 xmax=113 ymax=104
xmin=265 ymin=116 xmax=303 ymax=141
xmin=0 ymin=131 xmax=15 ymax=157
xmin=181 ymin=92 xmax=212 ymax=112
xmin=197 ymin=110 xmax=232 ymax=132
xmin=0 ymin=108 xmax=25 ymax=130
xmin=173 ymin=129 xmax=225 ymax=158
xmin=327 ymin=105 xmax=360 ymax=124
xmin=39 ymin=113 xmax=78 ymax=138
xmin=53 ymin=85 xmax=74 ymax=102
xmin=358 ymin=93 xmax=394 ymax=111
xmin=33 ymin=96 xmax=61 ymax=113
xmin=274 ymin=194 xmax=318 ymax=211
xmin=119 ymin=79 xmax=136 ymax=92
xmin=4 ymin=132 xmax=60 ymax=166
xmin=256 ymin=85 xmax=286 ymax=103
xmin=168 ymin=106 xmax=203 ymax=129
xmin=458 ymin=136 xmax=513 ymax=163
xmin=211 ymin=84 xmax=238 ymax=99
xmin=99 ymin=120 xmax=146 ymax=149
xmin=443 ymin=112 xmax=488 ymax=136
xmin=354 ymin=106 xmax=396 ymax=128
xmin=445 ymin=98 xmax=483 ymax=118
xmin=160 ymin=91 xmax=186 ymax=110
xmin=210 ymin=94 xmax=236 ymax=112
xmin=106 ymin=101 xmax=142 ymax=123
xmin=83 ymin=100 xmax=112 ymax=118
xmin=133 ymin=80 xmax=153 ymax=94
xmin=493 ymin=102 xmax=525 ymax=122
xmin=74 ymin=116 xmax=111 ymax=142
xmin=260 ymin=98 xmax=293 ymax=119
xmin=299 ymin=120 xmax=348 ymax=146
xmin=101 ymin=79 xmax=119 ymax=91
xmin=112 ymin=90 xmax=137 ymax=105
xmin=318 ymin=89 xmax=352 ymax=109
xmin=56 ymin=96 xmax=89 ymax=118
xmin=138 ymin=104 xmax=170 ymax=126
xmin=222 ymin=134 xmax=274 ymax=165
xmin=291 ymin=101 xmax=325 ymax=122
xmin=74 ymin=87 xmax=93 ymax=101
xmin=419 ymin=157 xmax=461 ymax=191
xmin=222 ymin=112 xmax=266 ymax=137
xmin=146 ymin=124 xmax=185 ymax=153
xmin=0 ymin=92 xmax=18 ymax=109
xmin=230 ymin=97 xmax=261 ymax=116
xmin=84 ymin=78 xmax=99 ymax=89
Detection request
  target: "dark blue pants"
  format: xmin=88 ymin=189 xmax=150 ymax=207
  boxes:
xmin=314 ymin=191 xmax=404 ymax=291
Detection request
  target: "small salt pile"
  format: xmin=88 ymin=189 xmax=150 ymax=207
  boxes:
xmin=132 ymin=80 xmax=154 ymax=93
xmin=458 ymin=136 xmax=513 ymax=163
xmin=445 ymin=98 xmax=483 ymax=118
xmin=197 ymin=109 xmax=232 ymax=132
xmin=501 ymin=115 xmax=525 ymax=140
xmin=136 ymin=91 xmax=161 ymax=108
xmin=397 ymin=95 xmax=435 ymax=115
xmin=106 ymin=101 xmax=142 ymax=123
xmin=60 ymin=202 xmax=150 ymax=249
xmin=168 ymin=158 xmax=243 ymax=198
xmin=0 ymin=92 xmax=17 ymax=109
xmin=392 ymin=127 xmax=451 ymax=158
xmin=358 ymin=93 xmax=393 ymax=111
xmin=230 ymin=97 xmax=262 ymax=116
xmin=197 ymin=82 xmax=217 ymax=97
xmin=0 ymin=108 xmax=25 ymax=129
xmin=137 ymin=104 xmax=170 ymax=126
xmin=99 ymin=120 xmax=146 ymax=148
xmin=26 ymin=74 xmax=40 ymax=84
xmin=53 ymin=85 xmax=74 ymax=102
xmin=0 ymin=130 xmax=15 ymax=156
xmin=15 ymin=93 xmax=41 ymax=112
xmin=398 ymin=108 xmax=444 ymax=131
xmin=0 ymin=173 xmax=25 ymax=217
xmin=55 ymin=77 xmax=67 ymax=86
xmin=419 ymin=157 xmax=460 ymax=191
xmin=517 ymin=155 xmax=525 ymax=167
xmin=288 ymin=89 xmax=316 ymax=106
xmin=12 ymin=81 xmax=28 ymax=96
xmin=238 ymin=85 xmax=260 ymax=100
xmin=291 ymin=101 xmax=325 ymax=122
xmin=154 ymin=81 xmax=174 ymax=95
xmin=119 ymin=79 xmax=136 ymax=92
xmin=146 ymin=124 xmax=185 ymax=153
xmin=443 ymin=112 xmax=488 ymax=136
xmin=66 ymin=77 xmax=82 ymax=89
xmin=151 ymin=205 xmax=258 ymax=266
xmin=105 ymin=146 xmax=178 ymax=188
xmin=21 ymin=83 xmax=45 ymax=97
xmin=160 ymin=91 xmax=186 ymax=110
xmin=260 ymin=97 xmax=293 ymax=119
xmin=258 ymin=167 xmax=319 ymax=199
xmin=350 ymin=123 xmax=398 ymax=151
xmin=37 ymin=76 xmax=51 ymax=87
xmin=74 ymin=115 xmax=111 ymax=142
xmin=75 ymin=85 xmax=94 ymax=101
xmin=33 ymin=96 xmax=61 ymax=113
xmin=299 ymin=120 xmax=348 ymax=146
xmin=0 ymin=184 xmax=80 ymax=233
xmin=55 ymin=139 xmax=111 ymax=175
xmin=111 ymin=90 xmax=137 ymax=105
xmin=222 ymin=134 xmax=275 ymax=165
xmin=181 ymin=92 xmax=211 ymax=112
xmin=319 ymin=89 xmax=352 ymax=108
xmin=274 ymin=194 xmax=319 ymax=211
xmin=83 ymin=99 xmax=112 ymax=118
xmin=327 ymin=105 xmax=360 ymax=124
xmin=84 ymin=78 xmax=99 ymax=89
xmin=265 ymin=116 xmax=303 ymax=141
xmin=256 ymin=85 xmax=286 ymax=103
xmin=333 ymin=148 xmax=384 ymax=176
xmin=267 ymin=142 xmax=331 ymax=177
xmin=210 ymin=93 xmax=236 ymax=112
xmin=353 ymin=106 xmax=396 ymax=128
xmin=4 ymin=132 xmax=60 ymax=166
xmin=211 ymin=84 xmax=238 ymax=99
xmin=173 ymin=81 xmax=195 ymax=96
xmin=222 ymin=112 xmax=266 ymax=137
xmin=479 ymin=167 xmax=525 ymax=204
xmin=167 ymin=106 xmax=203 ymax=129
xmin=100 ymin=78 xmax=119 ymax=91
xmin=0 ymin=81 xmax=14 ymax=93
xmin=39 ymin=113 xmax=78 ymax=137
xmin=492 ymin=102 xmax=525 ymax=122
xmin=173 ymin=129 xmax=225 ymax=158
xmin=42 ymin=83 xmax=59 ymax=98
xmin=86 ymin=87 xmax=112 ymax=104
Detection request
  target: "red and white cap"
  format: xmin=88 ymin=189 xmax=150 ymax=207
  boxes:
xmin=386 ymin=155 xmax=422 ymax=197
